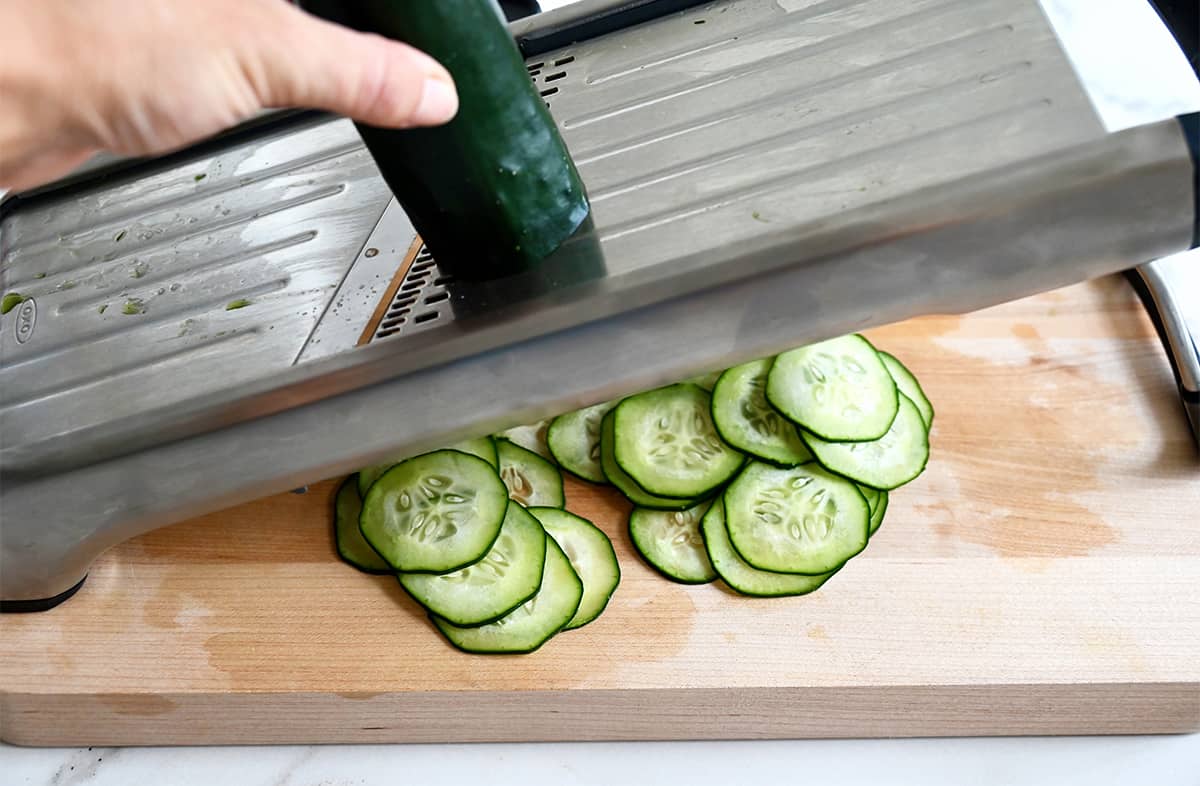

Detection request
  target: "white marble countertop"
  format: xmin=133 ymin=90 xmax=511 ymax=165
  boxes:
xmin=3 ymin=0 xmax=1198 ymax=783
xmin=2 ymin=735 xmax=1199 ymax=785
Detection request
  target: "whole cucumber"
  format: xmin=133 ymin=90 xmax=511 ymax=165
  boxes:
xmin=298 ymin=0 xmax=590 ymax=280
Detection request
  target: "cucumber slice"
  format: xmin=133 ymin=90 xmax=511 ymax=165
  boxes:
xmin=724 ymin=461 xmax=869 ymax=575
xmin=700 ymin=499 xmax=837 ymax=597
xmin=455 ymin=436 xmax=501 ymax=468
xmin=496 ymin=420 xmax=553 ymax=461
xmin=357 ymin=437 xmax=498 ymax=497
xmin=802 ymin=394 xmax=930 ymax=491
xmin=613 ymin=384 xmax=744 ymax=499
xmin=432 ymin=535 xmax=583 ymax=654
xmin=497 ymin=439 xmax=565 ymax=508
xmin=600 ymin=410 xmax=706 ymax=510
xmin=546 ymin=401 xmax=616 ymax=484
xmin=400 ymin=502 xmax=547 ymax=626
xmin=358 ymin=464 xmax=390 ymax=498
xmin=870 ymin=490 xmax=889 ymax=535
xmin=857 ymin=484 xmax=889 ymax=536
xmin=879 ymin=351 xmax=934 ymax=429
xmin=859 ymin=484 xmax=881 ymax=516
xmin=686 ymin=370 xmax=723 ymax=391
xmin=711 ymin=358 xmax=813 ymax=467
xmin=629 ymin=502 xmax=717 ymax=584
xmin=766 ymin=334 xmax=899 ymax=442
xmin=529 ymin=507 xmax=620 ymax=629
xmin=360 ymin=450 xmax=509 ymax=574
xmin=333 ymin=477 xmax=391 ymax=574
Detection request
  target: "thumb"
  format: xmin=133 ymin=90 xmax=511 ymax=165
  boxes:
xmin=248 ymin=5 xmax=459 ymax=129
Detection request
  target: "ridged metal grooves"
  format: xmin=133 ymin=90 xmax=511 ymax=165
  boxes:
xmin=0 ymin=119 xmax=393 ymax=452
xmin=528 ymin=54 xmax=575 ymax=107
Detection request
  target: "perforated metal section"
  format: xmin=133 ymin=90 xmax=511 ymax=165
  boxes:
xmin=369 ymin=55 xmax=575 ymax=342
xmin=373 ymin=245 xmax=454 ymax=340
xmin=527 ymin=54 xmax=575 ymax=107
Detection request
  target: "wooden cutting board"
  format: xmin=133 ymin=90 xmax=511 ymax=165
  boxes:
xmin=3 ymin=277 xmax=1198 ymax=746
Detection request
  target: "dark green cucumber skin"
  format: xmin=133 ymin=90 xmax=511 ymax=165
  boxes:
xmin=298 ymin=0 xmax=590 ymax=280
xmin=430 ymin=536 xmax=583 ymax=655
xmin=333 ymin=477 xmax=392 ymax=575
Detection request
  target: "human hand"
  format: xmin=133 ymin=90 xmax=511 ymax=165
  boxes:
xmin=0 ymin=0 xmax=459 ymax=191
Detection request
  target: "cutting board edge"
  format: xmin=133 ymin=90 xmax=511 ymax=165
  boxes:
xmin=4 ymin=681 xmax=1198 ymax=746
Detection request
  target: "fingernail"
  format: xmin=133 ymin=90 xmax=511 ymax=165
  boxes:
xmin=413 ymin=75 xmax=459 ymax=125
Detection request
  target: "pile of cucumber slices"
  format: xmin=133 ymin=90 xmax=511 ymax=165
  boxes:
xmin=334 ymin=333 xmax=932 ymax=653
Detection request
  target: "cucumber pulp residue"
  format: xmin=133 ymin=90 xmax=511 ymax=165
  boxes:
xmin=1 ymin=293 xmax=26 ymax=314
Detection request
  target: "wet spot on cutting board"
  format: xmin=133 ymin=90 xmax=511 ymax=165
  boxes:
xmin=139 ymin=480 xmax=341 ymax=567
xmin=1011 ymin=323 xmax=1040 ymax=341
xmin=193 ymin=476 xmax=694 ymax=692
xmin=932 ymin=387 xmax=1118 ymax=558
xmin=864 ymin=277 xmax=1197 ymax=562
xmin=890 ymin=305 xmax=1160 ymax=559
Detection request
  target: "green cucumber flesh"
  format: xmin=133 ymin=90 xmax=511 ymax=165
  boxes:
xmin=600 ymin=410 xmax=706 ymax=510
xmin=399 ymin=502 xmax=547 ymax=626
xmin=357 ymin=463 xmax=389 ymax=497
xmin=529 ymin=507 xmax=620 ymax=629
xmin=496 ymin=421 xmax=553 ymax=461
xmin=879 ymin=351 xmax=934 ymax=429
xmin=766 ymin=335 xmax=899 ymax=442
xmin=497 ymin=439 xmax=565 ymax=508
xmin=546 ymin=401 xmax=616 ymax=484
xmin=359 ymin=450 xmax=508 ymax=574
xmin=629 ymin=501 xmax=717 ymax=584
xmin=334 ymin=477 xmax=391 ymax=574
xmin=357 ymin=437 xmax=498 ymax=497
xmin=613 ymin=384 xmax=744 ymax=499
xmin=701 ymin=499 xmax=837 ymax=597
xmin=455 ymin=436 xmax=501 ymax=469
xmin=724 ymin=461 xmax=869 ymax=575
xmin=432 ymin=535 xmax=583 ymax=654
xmin=802 ymin=394 xmax=929 ymax=491
xmin=711 ymin=358 xmax=812 ymax=466
xmin=336 ymin=338 xmax=933 ymax=649
xmin=686 ymin=370 xmax=723 ymax=391
xmin=859 ymin=484 xmax=881 ymax=517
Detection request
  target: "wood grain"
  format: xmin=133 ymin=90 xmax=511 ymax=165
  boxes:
xmin=3 ymin=277 xmax=1199 ymax=746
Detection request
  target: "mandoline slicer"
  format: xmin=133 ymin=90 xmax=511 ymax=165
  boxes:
xmin=1 ymin=0 xmax=1197 ymax=608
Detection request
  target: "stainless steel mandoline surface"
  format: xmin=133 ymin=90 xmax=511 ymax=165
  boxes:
xmin=1 ymin=0 xmax=1195 ymax=602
